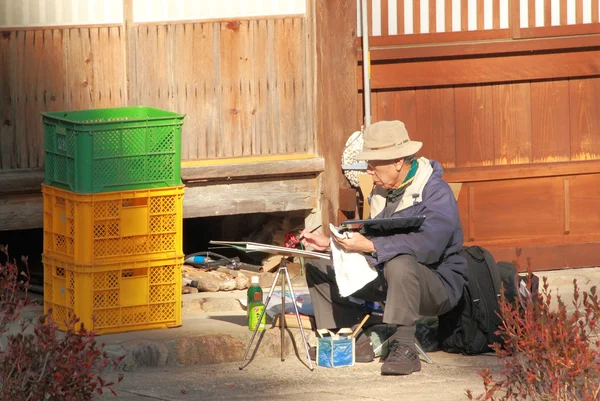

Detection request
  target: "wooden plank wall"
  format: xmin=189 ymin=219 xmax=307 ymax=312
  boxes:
xmin=0 ymin=27 xmax=126 ymax=170
xmin=358 ymin=76 xmax=600 ymax=270
xmin=128 ymin=19 xmax=311 ymax=160
xmin=0 ymin=16 xmax=311 ymax=171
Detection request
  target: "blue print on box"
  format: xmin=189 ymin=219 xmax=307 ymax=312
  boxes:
xmin=316 ymin=329 xmax=355 ymax=368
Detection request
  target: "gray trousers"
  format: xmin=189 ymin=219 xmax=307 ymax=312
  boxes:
xmin=305 ymin=254 xmax=452 ymax=330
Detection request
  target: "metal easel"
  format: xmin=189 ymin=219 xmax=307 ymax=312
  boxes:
xmin=239 ymin=256 xmax=314 ymax=371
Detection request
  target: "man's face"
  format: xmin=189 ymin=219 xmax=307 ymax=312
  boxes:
xmin=366 ymin=159 xmax=406 ymax=189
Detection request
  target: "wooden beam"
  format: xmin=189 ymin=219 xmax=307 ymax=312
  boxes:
xmin=315 ymin=0 xmax=358 ymax=232
xmin=0 ymin=157 xmax=324 ymax=194
xmin=358 ymin=29 xmax=510 ymax=47
xmin=470 ymin=241 xmax=600 ymax=271
xmin=0 ymin=176 xmax=319 ymax=230
xmin=183 ymin=177 xmax=317 ymax=218
xmin=0 ymin=193 xmax=43 ymax=231
xmin=518 ymin=22 xmax=600 ymax=39
xmin=0 ymin=168 xmax=44 ymax=194
xmin=360 ymin=49 xmax=600 ymax=89
xmin=444 ymin=160 xmax=600 ymax=183
xmin=182 ymin=157 xmax=324 ymax=181
xmin=360 ymin=34 xmax=600 ymax=61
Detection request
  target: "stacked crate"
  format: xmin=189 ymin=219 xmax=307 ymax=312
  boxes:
xmin=41 ymin=106 xmax=185 ymax=335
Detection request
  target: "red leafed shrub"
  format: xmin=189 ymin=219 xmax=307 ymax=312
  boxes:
xmin=467 ymin=250 xmax=600 ymax=401
xmin=0 ymin=248 xmax=124 ymax=400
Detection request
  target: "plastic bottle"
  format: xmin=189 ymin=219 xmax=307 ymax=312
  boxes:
xmin=248 ymin=291 xmax=266 ymax=332
xmin=246 ymin=276 xmax=263 ymax=324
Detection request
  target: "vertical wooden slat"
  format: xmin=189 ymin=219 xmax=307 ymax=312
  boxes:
xmin=278 ymin=18 xmax=307 ymax=154
xmin=16 ymin=31 xmax=33 ymax=167
xmin=238 ymin=21 xmax=255 ymax=156
xmin=0 ymin=31 xmax=15 ymax=169
xmin=173 ymin=24 xmax=193 ymax=160
xmin=564 ymin=177 xmax=570 ymax=234
xmin=254 ymin=19 xmax=270 ymax=155
xmin=377 ymin=91 xmax=394 ymax=121
xmin=544 ymin=0 xmax=552 ymax=26
xmin=375 ymin=89 xmax=417 ymax=132
xmin=446 ymin=0 xmax=454 ymax=31
xmin=560 ymin=0 xmax=567 ymax=25
xmin=381 ymin=0 xmax=389 ymax=36
xmin=415 ymin=88 xmax=456 ymax=168
xmin=430 ymin=0 xmax=437 ymax=33
xmin=90 ymin=27 xmax=125 ymax=110
xmin=468 ymin=184 xmax=475 ymax=241
xmin=576 ymin=0 xmax=583 ymax=24
xmin=455 ymin=85 xmax=495 ymax=167
xmin=461 ymin=0 xmax=469 ymax=31
xmin=493 ymin=0 xmax=501 ymax=29
xmin=266 ymin=19 xmax=277 ymax=155
xmin=370 ymin=91 xmax=379 ymax=122
xmin=414 ymin=0 xmax=421 ymax=34
xmin=529 ymin=0 xmax=536 ymax=27
xmin=477 ymin=0 xmax=485 ymax=30
xmin=492 ymin=82 xmax=532 ymax=165
xmin=197 ymin=23 xmax=217 ymax=159
xmin=530 ymin=80 xmax=570 ymax=162
xmin=219 ymin=21 xmax=253 ymax=157
xmin=397 ymin=0 xmax=405 ymax=34
xmin=510 ymin=0 xmax=521 ymax=37
xmin=396 ymin=90 xmax=418 ymax=139
xmin=593 ymin=0 xmax=599 ymax=23
xmin=569 ymin=77 xmax=600 ymax=161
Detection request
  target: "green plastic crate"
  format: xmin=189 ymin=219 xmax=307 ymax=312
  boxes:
xmin=42 ymin=106 xmax=185 ymax=193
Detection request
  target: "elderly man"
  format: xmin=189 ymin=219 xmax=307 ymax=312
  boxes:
xmin=302 ymin=120 xmax=467 ymax=375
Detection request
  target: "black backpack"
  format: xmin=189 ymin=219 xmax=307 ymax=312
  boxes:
xmin=438 ymin=246 xmax=518 ymax=355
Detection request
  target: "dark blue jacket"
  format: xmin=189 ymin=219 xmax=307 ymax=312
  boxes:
xmin=366 ymin=160 xmax=467 ymax=309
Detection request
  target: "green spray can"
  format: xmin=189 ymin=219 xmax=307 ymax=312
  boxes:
xmin=248 ymin=291 xmax=266 ymax=331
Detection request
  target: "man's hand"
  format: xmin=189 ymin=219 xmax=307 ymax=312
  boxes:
xmin=300 ymin=228 xmax=330 ymax=252
xmin=332 ymin=231 xmax=376 ymax=254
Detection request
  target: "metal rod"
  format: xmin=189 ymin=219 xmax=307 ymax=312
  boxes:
xmin=361 ymin=0 xmax=371 ymax=127
xmin=284 ymin=265 xmax=315 ymax=371
xmin=280 ymin=262 xmax=286 ymax=362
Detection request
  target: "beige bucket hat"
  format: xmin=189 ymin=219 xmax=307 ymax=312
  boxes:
xmin=355 ymin=120 xmax=422 ymax=161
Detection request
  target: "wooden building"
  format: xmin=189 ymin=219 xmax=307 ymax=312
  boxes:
xmin=0 ymin=0 xmax=356 ymax=238
xmin=1 ymin=0 xmax=600 ymax=271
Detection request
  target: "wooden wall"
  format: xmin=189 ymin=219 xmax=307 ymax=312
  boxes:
xmin=358 ymin=69 xmax=600 ymax=270
xmin=0 ymin=27 xmax=126 ymax=170
xmin=0 ymin=15 xmax=312 ymax=171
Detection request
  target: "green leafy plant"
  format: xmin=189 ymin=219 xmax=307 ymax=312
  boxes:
xmin=467 ymin=249 xmax=600 ymax=401
xmin=0 ymin=246 xmax=124 ymax=400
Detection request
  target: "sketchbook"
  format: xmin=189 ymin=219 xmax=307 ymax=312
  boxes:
xmin=209 ymin=240 xmax=332 ymax=260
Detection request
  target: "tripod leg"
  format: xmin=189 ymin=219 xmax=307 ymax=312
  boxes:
xmin=239 ymin=268 xmax=281 ymax=370
xmin=280 ymin=265 xmax=286 ymax=362
xmin=284 ymin=267 xmax=315 ymax=371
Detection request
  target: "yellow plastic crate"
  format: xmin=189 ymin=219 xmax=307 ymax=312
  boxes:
xmin=42 ymin=184 xmax=184 ymax=265
xmin=42 ymin=254 xmax=182 ymax=335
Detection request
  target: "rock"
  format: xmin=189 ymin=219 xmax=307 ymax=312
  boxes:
xmin=235 ymin=272 xmax=250 ymax=290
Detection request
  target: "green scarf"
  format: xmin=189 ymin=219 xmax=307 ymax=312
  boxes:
xmin=386 ymin=160 xmax=418 ymax=204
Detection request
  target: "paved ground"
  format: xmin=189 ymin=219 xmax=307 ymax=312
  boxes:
xmin=17 ymin=266 xmax=600 ymax=400
xmin=96 ymin=351 xmax=502 ymax=401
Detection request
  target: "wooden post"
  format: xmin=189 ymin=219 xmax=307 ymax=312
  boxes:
xmin=312 ymin=0 xmax=359 ymax=233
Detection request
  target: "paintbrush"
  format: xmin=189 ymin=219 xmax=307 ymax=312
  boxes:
xmin=297 ymin=225 xmax=322 ymax=242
